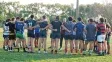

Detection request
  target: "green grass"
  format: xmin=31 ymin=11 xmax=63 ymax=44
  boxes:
xmin=0 ymin=49 xmax=112 ymax=62
xmin=0 ymin=32 xmax=112 ymax=62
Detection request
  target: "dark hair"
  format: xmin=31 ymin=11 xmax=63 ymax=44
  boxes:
xmin=73 ymin=19 xmax=76 ymax=22
xmin=43 ymin=15 xmax=46 ymax=19
xmin=105 ymin=18 xmax=107 ymax=23
xmin=6 ymin=19 xmax=10 ymax=22
xmin=20 ymin=18 xmax=24 ymax=21
xmin=30 ymin=15 xmax=34 ymax=18
xmin=16 ymin=17 xmax=20 ymax=20
xmin=68 ymin=16 xmax=73 ymax=21
xmin=56 ymin=16 xmax=59 ymax=20
xmin=11 ymin=18 xmax=15 ymax=21
xmin=106 ymin=23 xmax=111 ymax=28
xmin=100 ymin=18 xmax=104 ymax=23
xmin=89 ymin=19 xmax=93 ymax=22
xmin=78 ymin=17 xmax=82 ymax=21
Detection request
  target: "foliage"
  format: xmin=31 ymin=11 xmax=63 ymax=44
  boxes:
xmin=0 ymin=1 xmax=112 ymax=26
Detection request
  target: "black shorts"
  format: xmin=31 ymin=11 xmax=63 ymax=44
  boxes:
xmin=27 ymin=33 xmax=35 ymax=38
xmin=64 ymin=35 xmax=74 ymax=40
xmin=3 ymin=35 xmax=9 ymax=39
xmin=35 ymin=33 xmax=39 ymax=38
xmin=75 ymin=34 xmax=84 ymax=41
xmin=9 ymin=35 xmax=16 ymax=40
xmin=50 ymin=33 xmax=61 ymax=39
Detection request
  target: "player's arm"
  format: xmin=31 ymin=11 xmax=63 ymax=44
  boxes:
xmin=84 ymin=25 xmax=87 ymax=34
xmin=61 ymin=25 xmax=70 ymax=32
xmin=46 ymin=24 xmax=57 ymax=31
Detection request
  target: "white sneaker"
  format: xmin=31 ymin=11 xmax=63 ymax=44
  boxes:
xmin=38 ymin=51 xmax=41 ymax=53
xmin=65 ymin=53 xmax=68 ymax=55
xmin=44 ymin=51 xmax=47 ymax=54
xmin=5 ymin=46 xmax=8 ymax=50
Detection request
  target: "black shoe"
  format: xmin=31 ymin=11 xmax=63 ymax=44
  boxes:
xmin=17 ymin=48 xmax=20 ymax=52
xmin=102 ymin=52 xmax=105 ymax=56
xmin=98 ymin=53 xmax=103 ymax=56
xmin=23 ymin=48 xmax=27 ymax=52
xmin=3 ymin=47 xmax=5 ymax=50
xmin=107 ymin=52 xmax=110 ymax=54
xmin=55 ymin=50 xmax=57 ymax=54
xmin=48 ymin=46 xmax=51 ymax=49
xmin=51 ymin=50 xmax=53 ymax=54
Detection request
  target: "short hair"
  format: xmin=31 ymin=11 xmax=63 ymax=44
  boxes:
xmin=43 ymin=15 xmax=46 ymax=19
xmin=105 ymin=18 xmax=107 ymax=23
xmin=89 ymin=19 xmax=93 ymax=22
xmin=20 ymin=18 xmax=24 ymax=21
xmin=11 ymin=18 xmax=15 ymax=21
xmin=68 ymin=16 xmax=73 ymax=21
xmin=106 ymin=23 xmax=111 ymax=28
xmin=6 ymin=19 xmax=10 ymax=22
xmin=56 ymin=16 xmax=59 ymax=20
xmin=16 ymin=17 xmax=20 ymax=20
xmin=78 ymin=17 xmax=82 ymax=21
xmin=100 ymin=18 xmax=104 ymax=23
xmin=73 ymin=19 xmax=76 ymax=22
xmin=30 ymin=15 xmax=34 ymax=18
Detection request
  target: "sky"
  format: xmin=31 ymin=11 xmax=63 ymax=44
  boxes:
xmin=0 ymin=0 xmax=111 ymax=7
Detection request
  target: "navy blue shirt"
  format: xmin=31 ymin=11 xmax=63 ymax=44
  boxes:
xmin=74 ymin=21 xmax=85 ymax=35
xmin=15 ymin=21 xmax=24 ymax=34
xmin=25 ymin=19 xmax=36 ymax=34
xmin=51 ymin=20 xmax=62 ymax=33
xmin=86 ymin=23 xmax=96 ymax=41
xmin=39 ymin=21 xmax=48 ymax=33
xmin=64 ymin=21 xmax=75 ymax=35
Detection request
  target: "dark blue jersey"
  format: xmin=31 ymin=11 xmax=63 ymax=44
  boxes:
xmin=15 ymin=21 xmax=24 ymax=34
xmin=25 ymin=19 xmax=36 ymax=34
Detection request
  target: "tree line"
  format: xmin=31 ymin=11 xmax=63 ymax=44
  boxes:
xmin=0 ymin=1 xmax=112 ymax=25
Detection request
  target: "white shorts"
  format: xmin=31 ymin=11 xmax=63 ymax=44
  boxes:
xmin=97 ymin=34 xmax=106 ymax=43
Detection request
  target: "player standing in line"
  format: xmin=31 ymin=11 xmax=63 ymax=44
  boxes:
xmin=15 ymin=18 xmax=27 ymax=52
xmin=83 ymin=19 xmax=96 ymax=55
xmin=74 ymin=17 xmax=86 ymax=54
xmin=3 ymin=19 xmax=10 ymax=51
xmin=63 ymin=17 xmax=75 ymax=54
xmin=8 ymin=18 xmax=16 ymax=52
xmin=59 ymin=18 xmax=66 ymax=50
xmin=97 ymin=18 xmax=107 ymax=56
xmin=25 ymin=15 xmax=37 ymax=53
xmin=38 ymin=15 xmax=48 ymax=53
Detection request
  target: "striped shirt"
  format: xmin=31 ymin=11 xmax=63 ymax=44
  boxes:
xmin=97 ymin=23 xmax=106 ymax=35
xmin=3 ymin=22 xmax=9 ymax=35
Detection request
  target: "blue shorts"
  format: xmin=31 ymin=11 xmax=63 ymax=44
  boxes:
xmin=75 ymin=34 xmax=84 ymax=41
xmin=35 ymin=33 xmax=39 ymax=38
xmin=64 ymin=35 xmax=74 ymax=40
xmin=3 ymin=35 xmax=9 ymax=39
xmin=73 ymin=35 xmax=76 ymax=39
xmin=27 ymin=33 xmax=35 ymax=38
xmin=50 ymin=33 xmax=61 ymax=39
xmin=86 ymin=38 xmax=95 ymax=42
xmin=39 ymin=32 xmax=47 ymax=38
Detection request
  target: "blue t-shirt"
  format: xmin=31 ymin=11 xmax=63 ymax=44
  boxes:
xmin=64 ymin=21 xmax=75 ymax=35
xmin=86 ymin=23 xmax=96 ymax=40
xmin=35 ymin=27 xmax=40 ymax=34
xmin=74 ymin=21 xmax=85 ymax=35
xmin=25 ymin=19 xmax=36 ymax=34
xmin=39 ymin=21 xmax=48 ymax=33
xmin=15 ymin=21 xmax=25 ymax=34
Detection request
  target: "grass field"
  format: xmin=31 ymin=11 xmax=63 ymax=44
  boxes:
xmin=0 ymin=29 xmax=112 ymax=62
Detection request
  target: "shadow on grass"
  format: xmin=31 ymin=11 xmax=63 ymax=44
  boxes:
xmin=0 ymin=48 xmax=99 ymax=62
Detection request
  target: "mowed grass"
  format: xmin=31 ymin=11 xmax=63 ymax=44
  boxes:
xmin=0 ymin=29 xmax=112 ymax=62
